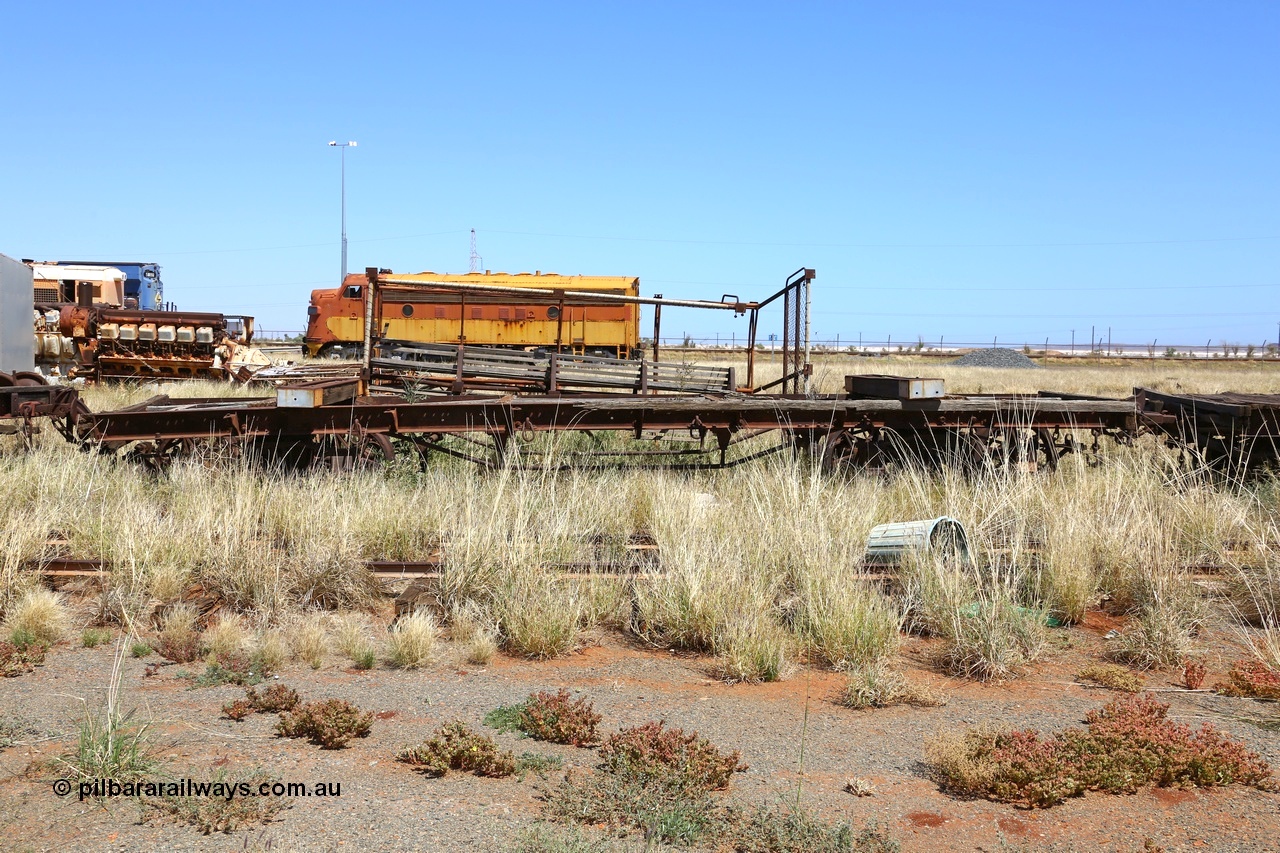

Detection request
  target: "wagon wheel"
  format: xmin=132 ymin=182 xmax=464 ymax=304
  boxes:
xmin=939 ymin=428 xmax=990 ymax=472
xmin=12 ymin=371 xmax=49 ymax=386
xmin=317 ymin=431 xmax=396 ymax=471
xmin=1034 ymin=427 xmax=1060 ymax=472
xmin=820 ymin=429 xmax=858 ymax=474
xmin=124 ymin=437 xmax=197 ymax=472
xmin=820 ymin=426 xmax=907 ymax=474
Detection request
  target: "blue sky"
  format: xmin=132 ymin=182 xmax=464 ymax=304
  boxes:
xmin=3 ymin=1 xmax=1276 ymax=347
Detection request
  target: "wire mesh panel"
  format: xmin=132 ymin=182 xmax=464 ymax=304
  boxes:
xmin=781 ymin=269 xmax=812 ymax=394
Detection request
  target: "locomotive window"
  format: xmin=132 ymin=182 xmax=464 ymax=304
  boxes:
xmin=401 ymin=304 xmax=414 ymax=318
xmin=547 ymin=306 xmax=560 ymax=319
xmin=344 ymin=285 xmax=362 ymax=299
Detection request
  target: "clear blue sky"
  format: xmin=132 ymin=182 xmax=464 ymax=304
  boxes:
xmin=4 ymin=1 xmax=1277 ymax=347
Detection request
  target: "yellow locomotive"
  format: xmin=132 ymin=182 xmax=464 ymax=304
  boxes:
xmin=304 ymin=270 xmax=641 ymax=358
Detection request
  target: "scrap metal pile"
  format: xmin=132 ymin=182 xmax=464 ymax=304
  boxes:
xmin=52 ymin=303 xmax=268 ymax=382
xmin=29 ymin=261 xmax=269 ymax=383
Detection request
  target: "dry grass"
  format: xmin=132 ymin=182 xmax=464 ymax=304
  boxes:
xmin=155 ymin=605 xmax=200 ymax=663
xmin=840 ymin=664 xmax=948 ymax=709
xmin=202 ymin=616 xmax=250 ymax=661
xmin=286 ymin=613 xmax=328 ymax=669
xmin=3 ymin=589 xmax=70 ymax=647
xmin=387 ymin=611 xmax=439 ymax=669
xmin=1076 ymin=664 xmax=1146 ymax=693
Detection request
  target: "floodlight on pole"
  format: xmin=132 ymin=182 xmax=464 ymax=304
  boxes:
xmin=328 ymin=141 xmax=357 ymax=281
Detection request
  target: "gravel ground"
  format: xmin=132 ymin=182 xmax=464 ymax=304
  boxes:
xmin=951 ymin=348 xmax=1043 ymax=368
xmin=1 ymin=616 xmax=1278 ymax=852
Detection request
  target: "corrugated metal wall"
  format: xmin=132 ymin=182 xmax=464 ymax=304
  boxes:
xmin=0 ymin=254 xmax=35 ymax=373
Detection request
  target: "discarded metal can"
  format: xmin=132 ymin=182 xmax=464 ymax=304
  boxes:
xmin=865 ymin=516 xmax=969 ymax=565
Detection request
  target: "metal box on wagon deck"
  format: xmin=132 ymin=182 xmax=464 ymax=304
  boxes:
xmin=845 ymin=374 xmax=945 ymax=400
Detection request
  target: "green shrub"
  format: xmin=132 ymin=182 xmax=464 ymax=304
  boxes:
xmin=515 ymin=751 xmax=563 ymax=781
xmin=61 ymin=705 xmax=153 ymax=783
xmin=351 ymin=646 xmax=377 ymax=670
xmin=82 ymin=628 xmax=113 ymax=648
xmin=542 ymin=767 xmax=723 ymax=845
xmin=188 ymin=650 xmax=271 ymax=688
xmin=926 ymin=694 xmax=1274 ymax=808
xmin=397 ymin=721 xmax=516 ymax=777
xmin=276 ymin=699 xmax=373 ymax=749
xmin=485 ymin=689 xmax=601 ymax=746
xmin=724 ymin=804 xmax=899 ymax=853
xmin=130 ymin=642 xmax=153 ymax=658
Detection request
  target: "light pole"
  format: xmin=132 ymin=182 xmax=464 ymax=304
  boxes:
xmin=328 ymin=140 xmax=357 ymax=281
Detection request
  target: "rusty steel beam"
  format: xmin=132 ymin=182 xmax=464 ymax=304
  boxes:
xmin=74 ymin=393 xmax=1144 ymax=446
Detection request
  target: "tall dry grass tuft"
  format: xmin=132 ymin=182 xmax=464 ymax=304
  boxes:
xmin=498 ymin=576 xmax=583 ymax=659
xmin=711 ymin=615 xmax=793 ymax=683
xmin=4 ymin=589 xmax=70 ymax=647
xmin=57 ymin=638 xmax=154 ymax=782
xmin=795 ymin=575 xmax=902 ymax=670
xmin=287 ymin=612 xmax=329 ymax=669
xmin=448 ymin=601 xmax=500 ymax=665
xmin=0 ymin=515 xmax=52 ymax=617
xmin=333 ymin=612 xmax=377 ymax=665
xmin=1108 ymin=570 xmax=1203 ymax=669
xmin=156 ymin=605 xmax=201 ymax=663
xmin=388 ymin=611 xmax=439 ymax=669
xmin=6 ymin=375 xmax=1280 ymax=684
xmin=202 ymin=615 xmax=251 ymax=660
xmin=939 ymin=585 xmax=1047 ymax=680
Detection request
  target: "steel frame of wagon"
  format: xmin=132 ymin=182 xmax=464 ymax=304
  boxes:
xmin=71 ymin=389 xmax=1150 ymax=470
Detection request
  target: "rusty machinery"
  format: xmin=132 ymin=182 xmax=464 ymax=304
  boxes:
xmin=0 ymin=370 xmax=89 ymax=445
xmin=53 ymin=301 xmax=262 ymax=382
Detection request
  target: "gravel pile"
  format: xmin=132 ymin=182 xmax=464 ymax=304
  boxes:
xmin=951 ymin=347 xmax=1042 ymax=368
